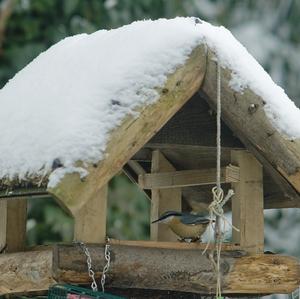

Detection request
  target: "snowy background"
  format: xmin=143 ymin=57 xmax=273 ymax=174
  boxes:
xmin=0 ymin=1 xmax=299 ymax=295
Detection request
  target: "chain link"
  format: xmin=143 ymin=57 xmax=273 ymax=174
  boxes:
xmin=101 ymin=243 xmax=111 ymax=293
xmin=75 ymin=240 xmax=111 ymax=293
xmin=75 ymin=241 xmax=98 ymax=292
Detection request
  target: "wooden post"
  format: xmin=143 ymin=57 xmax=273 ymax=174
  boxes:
xmin=73 ymin=185 xmax=107 ymax=243
xmin=151 ymin=150 xmax=181 ymax=241
xmin=0 ymin=198 xmax=27 ymax=253
xmin=231 ymin=150 xmax=264 ymax=253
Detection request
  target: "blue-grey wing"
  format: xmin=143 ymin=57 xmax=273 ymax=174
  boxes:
xmin=180 ymin=214 xmax=210 ymax=225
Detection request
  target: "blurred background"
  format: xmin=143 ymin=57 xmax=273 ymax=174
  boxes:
xmin=0 ymin=0 xmax=300 ymax=262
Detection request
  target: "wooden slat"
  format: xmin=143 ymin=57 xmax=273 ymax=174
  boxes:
xmin=107 ymin=239 xmax=242 ymax=251
xmin=151 ymin=150 xmax=181 ymax=241
xmin=139 ymin=165 xmax=239 ymax=189
xmin=48 ymin=45 xmax=207 ymax=215
xmin=73 ymin=184 xmax=107 ymax=243
xmin=231 ymin=151 xmax=264 ymax=253
xmin=0 ymin=198 xmax=27 ymax=253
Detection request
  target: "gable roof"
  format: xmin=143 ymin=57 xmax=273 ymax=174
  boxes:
xmin=0 ymin=17 xmax=299 ymax=211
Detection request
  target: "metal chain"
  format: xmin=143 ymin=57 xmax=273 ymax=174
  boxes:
xmin=75 ymin=241 xmax=98 ymax=292
xmin=101 ymin=242 xmax=111 ymax=293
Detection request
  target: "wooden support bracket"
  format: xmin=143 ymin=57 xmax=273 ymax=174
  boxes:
xmin=73 ymin=185 xmax=108 ymax=243
xmin=0 ymin=198 xmax=27 ymax=253
xmin=139 ymin=165 xmax=239 ymax=189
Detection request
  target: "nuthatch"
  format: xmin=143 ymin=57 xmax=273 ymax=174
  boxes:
xmin=152 ymin=211 xmax=211 ymax=242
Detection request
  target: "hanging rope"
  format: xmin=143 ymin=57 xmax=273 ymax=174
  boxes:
xmin=214 ymin=60 xmax=223 ymax=299
xmin=202 ymin=59 xmax=238 ymax=299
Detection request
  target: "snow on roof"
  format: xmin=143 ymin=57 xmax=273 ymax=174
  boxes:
xmin=0 ymin=17 xmax=299 ymax=187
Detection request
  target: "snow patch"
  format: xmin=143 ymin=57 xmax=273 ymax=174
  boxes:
xmin=48 ymin=167 xmax=88 ymax=189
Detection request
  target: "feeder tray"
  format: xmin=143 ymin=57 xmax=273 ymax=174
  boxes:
xmin=48 ymin=284 xmax=124 ymax=299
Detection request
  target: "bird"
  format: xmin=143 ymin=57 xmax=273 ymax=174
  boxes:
xmin=152 ymin=211 xmax=212 ymax=242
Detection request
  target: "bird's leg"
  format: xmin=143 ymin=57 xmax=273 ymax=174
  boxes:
xmin=177 ymin=237 xmax=186 ymax=242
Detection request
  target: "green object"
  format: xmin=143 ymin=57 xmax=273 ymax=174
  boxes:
xmin=48 ymin=284 xmax=125 ymax=299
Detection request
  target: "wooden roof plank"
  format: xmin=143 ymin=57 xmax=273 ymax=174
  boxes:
xmin=47 ymin=45 xmax=207 ymax=214
xmin=201 ymin=49 xmax=300 ymax=197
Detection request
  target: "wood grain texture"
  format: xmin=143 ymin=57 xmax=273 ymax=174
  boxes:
xmin=231 ymin=151 xmax=264 ymax=253
xmin=52 ymin=244 xmax=300 ymax=295
xmin=48 ymin=45 xmax=207 ymax=215
xmin=150 ymin=150 xmax=181 ymax=241
xmin=201 ymin=49 xmax=300 ymax=195
xmin=0 ymin=249 xmax=54 ymax=295
xmin=0 ymin=198 xmax=27 ymax=253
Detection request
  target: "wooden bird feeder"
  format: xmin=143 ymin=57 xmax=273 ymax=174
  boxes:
xmin=1 ymin=45 xmax=300 ymax=297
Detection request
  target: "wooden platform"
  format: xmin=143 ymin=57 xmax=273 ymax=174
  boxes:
xmin=1 ymin=240 xmax=299 ymax=296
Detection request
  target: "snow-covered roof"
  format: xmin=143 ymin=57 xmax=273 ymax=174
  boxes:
xmin=0 ymin=17 xmax=300 ymax=188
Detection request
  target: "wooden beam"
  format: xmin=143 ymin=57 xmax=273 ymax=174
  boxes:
xmin=201 ymin=49 xmax=300 ymax=194
xmin=47 ymin=45 xmax=207 ymax=215
xmin=1 ymin=243 xmax=299 ymax=295
xmin=73 ymin=184 xmax=107 ymax=243
xmin=0 ymin=198 xmax=27 ymax=253
xmin=151 ymin=150 xmax=181 ymax=241
xmin=127 ymin=160 xmax=146 ymax=175
xmin=231 ymin=151 xmax=264 ymax=253
xmin=139 ymin=165 xmax=239 ymax=189
xmin=0 ymin=249 xmax=54 ymax=295
xmin=264 ymin=194 xmax=300 ymax=209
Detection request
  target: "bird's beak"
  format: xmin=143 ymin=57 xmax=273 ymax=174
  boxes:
xmin=151 ymin=219 xmax=160 ymax=224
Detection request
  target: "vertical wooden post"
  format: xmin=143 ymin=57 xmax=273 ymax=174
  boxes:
xmin=151 ymin=150 xmax=181 ymax=241
xmin=73 ymin=185 xmax=107 ymax=243
xmin=231 ymin=150 xmax=264 ymax=253
xmin=0 ymin=198 xmax=27 ymax=253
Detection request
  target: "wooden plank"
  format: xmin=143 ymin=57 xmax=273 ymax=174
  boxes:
xmin=201 ymin=49 xmax=300 ymax=194
xmin=107 ymin=239 xmax=242 ymax=251
xmin=73 ymin=185 xmax=107 ymax=243
xmin=0 ymin=198 xmax=27 ymax=253
xmin=0 ymin=249 xmax=54 ymax=295
xmin=139 ymin=165 xmax=239 ymax=189
xmin=151 ymin=150 xmax=181 ymax=241
xmin=52 ymin=244 xmax=300 ymax=295
xmin=231 ymin=151 xmax=264 ymax=253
